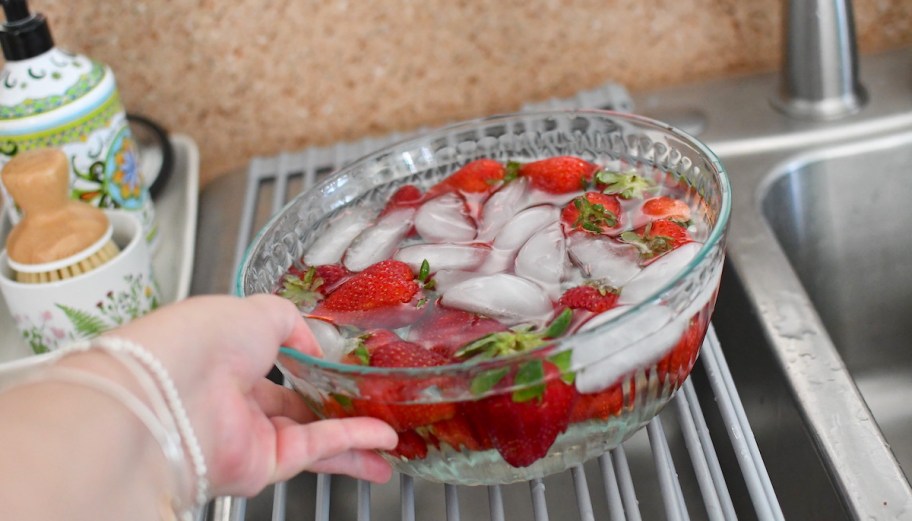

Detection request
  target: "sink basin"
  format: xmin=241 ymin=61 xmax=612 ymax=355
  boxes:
xmin=760 ymin=131 xmax=912 ymax=482
xmin=636 ymin=47 xmax=912 ymax=520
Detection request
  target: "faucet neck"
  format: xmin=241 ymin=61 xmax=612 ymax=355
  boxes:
xmin=772 ymin=0 xmax=867 ymax=120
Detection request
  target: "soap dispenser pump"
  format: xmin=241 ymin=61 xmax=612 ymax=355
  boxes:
xmin=0 ymin=0 xmax=158 ymax=248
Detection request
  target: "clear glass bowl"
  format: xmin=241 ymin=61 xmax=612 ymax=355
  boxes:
xmin=236 ymin=110 xmax=731 ymax=485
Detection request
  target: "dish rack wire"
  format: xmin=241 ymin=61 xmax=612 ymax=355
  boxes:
xmin=207 ymin=87 xmax=784 ymax=521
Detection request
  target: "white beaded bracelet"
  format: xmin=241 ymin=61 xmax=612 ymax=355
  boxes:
xmin=62 ymin=336 xmax=210 ymax=515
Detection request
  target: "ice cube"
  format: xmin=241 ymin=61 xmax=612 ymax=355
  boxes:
xmin=430 ymin=269 xmax=479 ymax=293
xmin=524 ymin=188 xmax=581 ymax=210
xmin=415 ymin=193 xmax=477 ymax=243
xmin=304 ymin=209 xmax=374 ymax=266
xmin=677 ymin=257 xmax=723 ymax=321
xmin=514 ymin=222 xmax=566 ymax=300
xmin=492 ymin=205 xmax=560 ymax=251
xmin=619 ymin=242 xmax=701 ymax=305
xmin=343 ymin=208 xmax=415 ymax=272
xmin=440 ymin=273 xmax=554 ymax=326
xmin=572 ymin=305 xmax=686 ymax=393
xmin=304 ymin=318 xmax=349 ymax=362
xmin=394 ymin=243 xmax=489 ymax=273
xmin=475 ymin=248 xmax=515 ymax=275
xmin=476 ymin=178 xmax=530 ymax=241
xmin=474 ymin=205 xmax=559 ymax=275
xmin=567 ymin=234 xmax=641 ymax=287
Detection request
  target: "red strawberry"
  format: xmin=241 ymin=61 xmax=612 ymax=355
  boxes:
xmin=642 ymin=196 xmax=691 ymax=222
xmin=454 ymin=310 xmax=576 ymax=467
xmin=428 ymin=159 xmax=514 ymax=197
xmin=430 ymin=415 xmax=492 ymax=452
xmin=321 ymin=260 xmax=417 ymax=311
xmin=314 ymin=264 xmax=349 ymax=291
xmin=465 ymin=360 xmax=576 ymax=467
xmin=619 ymin=219 xmax=692 ymax=263
xmin=381 ymin=184 xmax=424 ymax=215
xmin=656 ymin=315 xmax=707 ymax=385
xmin=345 ymin=331 xmax=456 ymax=431
xmin=390 ymin=430 xmax=429 ymax=460
xmin=408 ymin=305 xmax=508 ymax=360
xmin=558 ymin=281 xmax=620 ymax=313
xmin=520 ymin=156 xmax=599 ymax=194
xmin=313 ymin=260 xmax=421 ymax=328
xmin=321 ymin=393 xmax=354 ymax=419
xmin=560 ymin=192 xmax=622 ymax=234
xmin=570 ymin=384 xmax=624 ymax=423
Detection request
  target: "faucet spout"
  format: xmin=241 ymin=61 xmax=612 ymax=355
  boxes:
xmin=772 ymin=0 xmax=867 ymax=120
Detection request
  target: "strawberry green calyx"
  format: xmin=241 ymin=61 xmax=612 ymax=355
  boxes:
xmin=571 ymin=196 xmax=618 ymax=233
xmin=543 ymin=307 xmax=573 ymax=338
xmin=330 ymin=393 xmax=353 ymax=409
xmin=279 ymin=267 xmax=324 ymax=306
xmin=460 ymin=309 xmax=575 ymax=400
xmin=512 ymin=360 xmax=546 ymax=402
xmin=620 ymin=224 xmax=675 ymax=259
xmin=470 ymin=367 xmax=509 ymax=395
xmin=597 ymin=170 xmax=657 ymax=199
xmin=455 ymin=328 xmax=547 ymax=361
xmin=504 ymin=161 xmax=521 ymax=183
xmin=456 ymin=308 xmax=573 ymax=361
xmin=351 ymin=344 xmax=371 ymax=365
xmin=418 ymin=259 xmax=436 ymax=290
xmin=585 ymin=279 xmax=620 ymax=296
xmin=549 ymin=350 xmax=575 ymax=385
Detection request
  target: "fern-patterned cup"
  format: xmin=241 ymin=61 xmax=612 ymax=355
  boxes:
xmin=0 ymin=211 xmax=159 ymax=354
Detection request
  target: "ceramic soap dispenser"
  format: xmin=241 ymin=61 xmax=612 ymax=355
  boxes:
xmin=0 ymin=0 xmax=157 ymax=248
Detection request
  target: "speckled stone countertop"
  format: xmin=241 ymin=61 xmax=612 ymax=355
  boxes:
xmin=8 ymin=1 xmax=912 ymax=185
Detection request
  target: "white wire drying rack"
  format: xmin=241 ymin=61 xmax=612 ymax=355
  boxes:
xmin=206 ymin=85 xmax=784 ymax=521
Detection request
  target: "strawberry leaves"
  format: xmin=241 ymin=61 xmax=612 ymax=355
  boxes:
xmin=596 ymin=170 xmax=657 ymax=199
xmin=456 ymin=308 xmax=572 ymax=361
xmin=512 ymin=360 xmax=546 ymax=403
xmin=544 ymin=307 xmax=573 ymax=338
xmin=620 ymin=219 xmax=692 ymax=261
xmin=470 ymin=367 xmax=509 ymax=395
xmin=459 ymin=309 xmax=575 ymax=400
xmin=418 ymin=259 xmax=436 ymax=290
xmin=572 ymin=196 xmax=617 ymax=232
xmin=279 ymin=267 xmax=324 ymax=307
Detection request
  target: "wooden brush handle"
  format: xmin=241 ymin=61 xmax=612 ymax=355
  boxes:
xmin=2 ymin=148 xmax=110 ymax=265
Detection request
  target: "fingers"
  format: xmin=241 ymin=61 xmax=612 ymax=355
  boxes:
xmin=244 ymin=294 xmax=321 ymax=358
xmin=307 ymin=450 xmax=394 ymax=483
xmin=271 ymin=417 xmax=398 ymax=483
xmin=112 ymin=294 xmax=320 ymax=386
xmin=251 ymin=379 xmax=315 ymax=424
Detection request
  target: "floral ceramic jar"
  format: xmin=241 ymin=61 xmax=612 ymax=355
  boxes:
xmin=0 ymin=1 xmax=157 ymax=248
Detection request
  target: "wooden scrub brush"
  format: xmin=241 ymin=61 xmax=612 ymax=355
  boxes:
xmin=2 ymin=148 xmax=120 ymax=283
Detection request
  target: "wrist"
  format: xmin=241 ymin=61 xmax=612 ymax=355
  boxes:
xmin=67 ymin=336 xmax=209 ymax=512
xmin=0 ymin=359 xmax=173 ymax=520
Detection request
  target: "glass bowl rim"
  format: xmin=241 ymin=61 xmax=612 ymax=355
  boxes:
xmin=236 ymin=108 xmax=732 ymax=377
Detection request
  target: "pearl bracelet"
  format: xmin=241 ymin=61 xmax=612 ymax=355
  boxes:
xmin=61 ymin=336 xmax=210 ymax=517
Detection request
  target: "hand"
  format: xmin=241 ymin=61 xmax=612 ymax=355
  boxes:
xmin=111 ymin=294 xmax=398 ymax=497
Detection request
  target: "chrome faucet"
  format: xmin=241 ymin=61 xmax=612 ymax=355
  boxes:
xmin=772 ymin=0 xmax=867 ymax=120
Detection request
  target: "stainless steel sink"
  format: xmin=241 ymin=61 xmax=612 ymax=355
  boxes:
xmin=761 ymin=132 xmax=912 ymax=483
xmin=633 ymin=47 xmax=912 ymax=520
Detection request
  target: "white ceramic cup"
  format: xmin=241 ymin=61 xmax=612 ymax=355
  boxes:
xmin=0 ymin=210 xmax=159 ymax=354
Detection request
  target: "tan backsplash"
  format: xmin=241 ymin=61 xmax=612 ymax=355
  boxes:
xmin=15 ymin=1 xmax=912 ymax=185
